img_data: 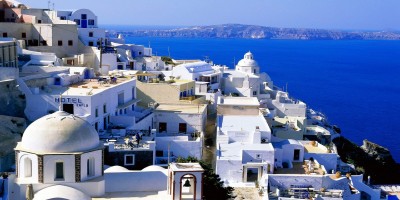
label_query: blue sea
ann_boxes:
[125,37,400,162]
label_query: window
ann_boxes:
[2,32,7,37]
[68,40,73,46]
[21,32,26,38]
[60,16,66,20]
[87,158,95,177]
[95,107,98,117]
[124,154,135,166]
[95,122,98,131]
[254,69,257,74]
[81,14,87,20]
[253,91,257,96]
[55,162,64,180]
[58,40,63,46]
[132,105,135,111]
[103,104,107,113]
[88,19,95,25]
[256,154,262,160]
[118,92,124,105]
[179,123,187,133]
[89,32,94,37]
[24,157,32,177]
[37,20,42,24]
[88,41,94,46]
[74,19,80,25]
[159,122,167,133]
[131,87,136,99]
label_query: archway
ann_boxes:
[180,173,196,200]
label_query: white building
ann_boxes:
[20,68,143,133]
[57,9,106,47]
[221,52,273,101]
[215,96,274,186]
[3,110,205,200]
[13,111,105,199]
[166,61,221,92]
[0,39,18,81]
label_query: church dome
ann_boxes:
[19,111,100,153]
[237,51,258,67]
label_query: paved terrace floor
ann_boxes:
[274,162,324,175]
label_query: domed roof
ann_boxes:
[34,185,91,200]
[142,165,166,172]
[237,51,258,67]
[19,111,100,153]
[105,165,130,173]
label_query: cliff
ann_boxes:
[118,24,400,40]
[333,137,400,184]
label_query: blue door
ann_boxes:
[81,20,87,28]
[84,69,90,79]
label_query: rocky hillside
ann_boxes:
[118,24,400,40]
[333,137,400,184]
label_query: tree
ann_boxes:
[175,156,235,200]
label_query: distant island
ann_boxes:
[115,24,400,40]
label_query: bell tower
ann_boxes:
[168,163,204,200]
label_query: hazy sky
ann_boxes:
[19,0,400,30]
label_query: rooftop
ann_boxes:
[218,115,270,133]
[170,163,204,172]
[218,142,274,160]
[273,162,325,175]
[38,76,135,96]
[155,104,207,114]
[218,97,259,106]
[303,143,329,154]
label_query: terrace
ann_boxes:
[274,160,327,175]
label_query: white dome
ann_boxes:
[142,165,166,172]
[237,51,258,67]
[105,165,130,173]
[19,111,100,153]
[34,185,91,200]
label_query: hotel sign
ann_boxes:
[55,97,88,107]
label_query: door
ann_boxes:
[84,69,90,79]
[81,20,87,28]
[294,149,300,161]
[63,104,74,114]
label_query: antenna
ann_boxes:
[58,93,63,111]
[168,46,170,57]
[48,1,50,10]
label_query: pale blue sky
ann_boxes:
[20,0,400,30]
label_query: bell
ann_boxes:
[183,179,191,187]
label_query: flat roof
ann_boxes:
[218,115,270,133]
[219,97,259,106]
[155,104,207,114]
[41,76,135,96]
[170,163,204,172]
[303,143,329,154]
[219,142,274,160]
